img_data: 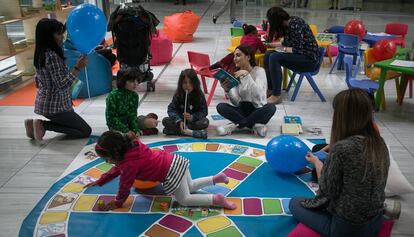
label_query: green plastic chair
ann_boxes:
[230,27,244,37]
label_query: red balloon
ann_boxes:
[372,40,397,61]
[344,19,366,40]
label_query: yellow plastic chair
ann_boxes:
[310,24,334,67]
[364,48,401,109]
[255,53,265,67]
[227,36,242,52]
[309,24,318,36]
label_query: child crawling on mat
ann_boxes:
[106,68,159,138]
[84,131,236,211]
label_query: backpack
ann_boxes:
[108,4,159,88]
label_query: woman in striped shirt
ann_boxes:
[85,131,237,211]
[24,18,91,141]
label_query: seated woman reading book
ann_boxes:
[216,44,276,138]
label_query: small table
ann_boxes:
[373,53,414,110]
[362,33,397,47]
[316,33,337,66]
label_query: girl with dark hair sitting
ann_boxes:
[24,18,91,141]
[106,68,159,139]
[162,69,209,139]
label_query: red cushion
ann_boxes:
[150,31,173,66]
[287,220,394,237]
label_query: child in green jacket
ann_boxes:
[106,68,158,138]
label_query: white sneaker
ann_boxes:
[252,124,267,137]
[216,123,237,136]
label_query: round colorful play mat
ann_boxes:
[19,138,320,237]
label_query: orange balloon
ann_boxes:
[372,40,396,61]
[133,180,160,189]
[344,20,366,40]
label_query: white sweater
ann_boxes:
[228,66,267,108]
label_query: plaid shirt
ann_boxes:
[34,49,76,115]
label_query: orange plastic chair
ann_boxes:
[187,51,221,106]
[385,23,408,48]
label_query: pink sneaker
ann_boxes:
[24,119,34,139]
[213,194,236,210]
[33,119,45,141]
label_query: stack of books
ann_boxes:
[281,116,303,136]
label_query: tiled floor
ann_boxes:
[0,1,414,236]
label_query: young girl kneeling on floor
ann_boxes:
[85,131,236,210]
[106,68,159,139]
[162,69,209,138]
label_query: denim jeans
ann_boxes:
[264,51,318,96]
[43,110,91,138]
[216,102,276,128]
[289,197,384,237]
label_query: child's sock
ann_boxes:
[213,173,229,184]
[213,194,236,209]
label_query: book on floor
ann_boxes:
[213,69,240,90]
[284,116,302,125]
[281,123,303,136]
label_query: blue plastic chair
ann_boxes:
[325,25,345,34]
[63,40,113,99]
[344,56,379,95]
[286,47,326,102]
[329,33,363,77]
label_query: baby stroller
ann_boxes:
[108,2,159,91]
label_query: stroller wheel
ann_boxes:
[147,81,155,92]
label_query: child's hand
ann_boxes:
[126,131,137,140]
[179,121,185,133]
[99,200,118,211]
[305,152,320,165]
[84,181,99,189]
[183,112,193,122]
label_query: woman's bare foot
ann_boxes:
[267,95,281,104]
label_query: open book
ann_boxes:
[213,69,240,90]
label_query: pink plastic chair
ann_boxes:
[187,51,220,106]
[385,23,408,48]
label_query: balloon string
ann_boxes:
[85,65,91,102]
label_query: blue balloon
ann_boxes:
[265,135,310,173]
[66,4,106,54]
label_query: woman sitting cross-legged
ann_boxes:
[216,44,276,137]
